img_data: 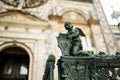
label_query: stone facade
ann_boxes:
[0,0,119,80]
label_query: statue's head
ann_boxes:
[48,54,56,62]
[64,22,73,31]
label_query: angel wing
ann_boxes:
[76,28,85,36]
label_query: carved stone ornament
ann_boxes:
[1,0,48,9]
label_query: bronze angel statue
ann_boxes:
[64,22,85,56]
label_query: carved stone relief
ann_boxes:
[1,0,48,9]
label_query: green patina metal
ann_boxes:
[57,53,120,80]
[43,55,56,80]
[43,22,120,80]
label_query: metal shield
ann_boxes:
[57,33,71,56]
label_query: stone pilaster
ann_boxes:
[93,0,117,53]
[89,20,107,53]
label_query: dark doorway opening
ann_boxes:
[0,46,29,80]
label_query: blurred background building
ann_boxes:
[0,0,119,80]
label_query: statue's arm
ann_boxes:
[68,29,79,38]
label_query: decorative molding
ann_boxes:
[1,0,49,9]
[0,11,47,21]
[0,11,49,29]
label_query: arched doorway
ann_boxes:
[0,46,29,80]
